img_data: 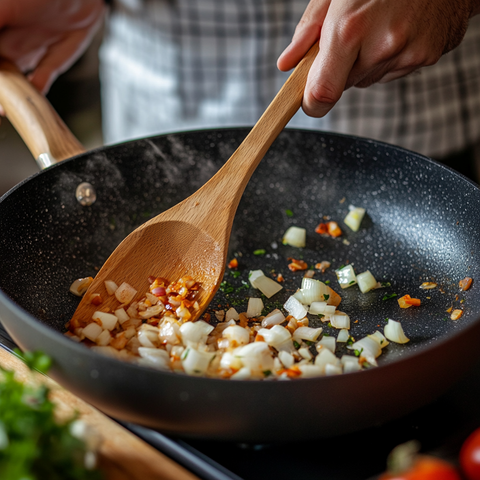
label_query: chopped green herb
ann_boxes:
[346,337,354,346]
[354,348,364,357]
[325,280,330,285]
[349,280,355,285]
[220,281,235,294]
[338,265,346,270]
[230,271,241,278]
[0,353,102,480]
[263,370,272,377]
[253,249,266,256]
[285,209,294,217]
[381,282,392,288]
[318,314,325,319]
[323,294,330,301]
[382,293,398,301]
[305,341,314,347]
[328,322,333,328]
[293,341,300,349]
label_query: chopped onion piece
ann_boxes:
[247,297,264,318]
[300,278,331,304]
[220,351,243,371]
[181,347,215,376]
[230,367,253,380]
[356,270,377,293]
[69,277,93,297]
[225,307,240,322]
[292,326,323,342]
[336,265,357,289]
[249,273,283,298]
[292,289,306,304]
[92,311,118,331]
[344,206,366,232]
[349,336,381,366]
[341,355,362,373]
[104,280,118,296]
[261,309,286,328]
[138,347,169,369]
[298,347,312,360]
[282,226,306,248]
[278,351,295,368]
[384,319,410,344]
[325,363,343,376]
[337,329,350,343]
[235,342,274,374]
[369,330,389,349]
[96,329,111,346]
[258,325,292,348]
[248,270,264,287]
[316,336,336,353]
[315,348,341,373]
[223,325,250,346]
[331,313,350,330]
[115,282,137,304]
[114,308,130,324]
[83,322,103,342]
[284,296,308,320]
[180,321,214,345]
[298,364,324,378]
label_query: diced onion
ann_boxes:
[96,329,111,346]
[356,270,377,293]
[336,265,357,289]
[300,278,331,305]
[179,321,214,345]
[223,325,250,346]
[344,206,366,232]
[225,307,240,322]
[298,347,312,360]
[284,295,308,320]
[282,226,306,248]
[83,322,103,342]
[341,355,362,373]
[298,364,324,378]
[258,325,292,349]
[337,329,350,343]
[348,336,381,366]
[316,336,336,353]
[292,326,323,342]
[115,282,137,304]
[181,347,215,376]
[235,342,274,374]
[92,311,118,331]
[69,277,93,297]
[247,297,264,318]
[104,280,118,296]
[315,348,341,373]
[248,270,265,287]
[278,351,295,368]
[384,319,410,344]
[114,308,130,324]
[331,313,350,329]
[261,309,286,328]
[249,272,283,298]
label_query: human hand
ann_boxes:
[278,0,480,118]
[0,0,105,96]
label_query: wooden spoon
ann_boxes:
[0,44,319,324]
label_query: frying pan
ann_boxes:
[1,65,480,443]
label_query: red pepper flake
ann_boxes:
[228,258,238,269]
[398,294,421,308]
[327,221,342,237]
[315,223,328,235]
[459,277,473,291]
[287,258,308,271]
[89,293,103,306]
[277,273,284,282]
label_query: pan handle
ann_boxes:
[0,60,86,169]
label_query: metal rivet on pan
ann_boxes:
[76,182,97,206]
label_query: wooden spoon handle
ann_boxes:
[200,42,320,208]
[0,60,85,168]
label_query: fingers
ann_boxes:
[277,0,330,72]
[29,24,101,94]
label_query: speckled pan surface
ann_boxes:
[0,128,479,441]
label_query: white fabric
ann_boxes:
[100,0,480,159]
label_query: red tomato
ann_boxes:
[460,428,480,480]
[379,455,461,480]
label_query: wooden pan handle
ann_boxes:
[0,60,86,168]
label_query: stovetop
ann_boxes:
[1,323,478,480]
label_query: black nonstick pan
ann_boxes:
[1,63,480,443]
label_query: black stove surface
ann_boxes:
[1,322,478,480]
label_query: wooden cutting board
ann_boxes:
[0,348,199,480]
